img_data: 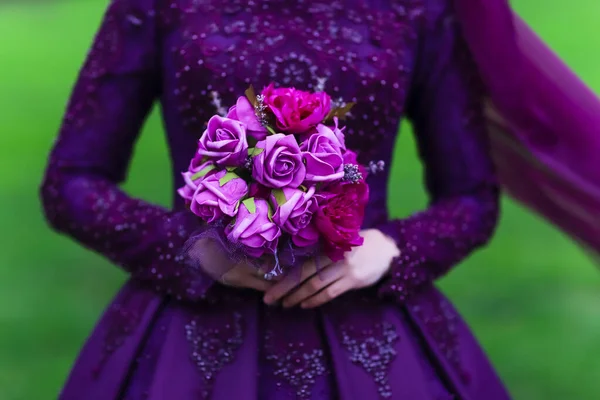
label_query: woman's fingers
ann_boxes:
[220,263,274,291]
[300,278,352,309]
[242,276,274,291]
[281,263,344,308]
[263,256,331,305]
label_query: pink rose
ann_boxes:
[226,198,281,258]
[227,96,268,140]
[189,170,249,223]
[270,186,320,247]
[177,162,216,206]
[301,124,345,183]
[197,115,248,167]
[314,180,369,261]
[252,133,306,189]
[261,84,331,134]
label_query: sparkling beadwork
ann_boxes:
[411,300,471,384]
[368,160,386,175]
[264,330,328,400]
[340,322,399,398]
[170,0,423,162]
[185,312,244,399]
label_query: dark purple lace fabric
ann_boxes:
[42,0,509,399]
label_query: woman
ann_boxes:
[40,0,600,399]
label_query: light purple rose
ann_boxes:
[270,186,320,247]
[252,133,306,189]
[189,169,249,223]
[300,124,345,183]
[197,115,248,167]
[225,198,281,258]
[227,96,268,140]
[177,162,216,206]
[330,117,347,151]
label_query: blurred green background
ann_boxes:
[1,1,600,399]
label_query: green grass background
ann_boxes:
[1,1,599,399]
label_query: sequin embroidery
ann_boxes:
[185,312,244,399]
[340,322,399,398]
[264,329,328,400]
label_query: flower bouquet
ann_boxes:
[178,84,374,279]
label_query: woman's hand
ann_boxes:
[189,237,274,292]
[263,229,400,308]
[218,262,274,291]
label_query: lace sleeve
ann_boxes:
[40,0,213,302]
[377,4,500,303]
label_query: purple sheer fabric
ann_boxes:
[455,0,600,256]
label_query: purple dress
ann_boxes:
[40,0,511,399]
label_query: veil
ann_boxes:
[455,0,600,256]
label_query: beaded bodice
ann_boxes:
[159,0,424,219]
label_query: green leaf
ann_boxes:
[225,166,238,172]
[267,203,274,220]
[242,198,256,213]
[248,147,264,156]
[272,189,288,206]
[219,172,239,186]
[299,185,308,192]
[190,165,216,180]
[325,102,356,122]
[245,85,257,106]
[266,125,277,135]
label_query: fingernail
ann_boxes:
[263,295,272,304]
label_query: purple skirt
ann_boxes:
[59,280,511,400]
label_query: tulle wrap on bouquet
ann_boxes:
[180,221,321,281]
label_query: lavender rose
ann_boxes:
[301,124,345,183]
[330,117,347,151]
[226,198,281,258]
[270,186,320,247]
[227,96,268,140]
[189,169,249,223]
[177,162,216,206]
[252,133,306,188]
[197,115,248,167]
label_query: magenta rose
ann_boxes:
[248,182,272,199]
[301,124,345,183]
[189,170,249,223]
[252,133,306,188]
[197,115,248,167]
[177,162,216,206]
[270,186,320,247]
[314,180,369,261]
[225,198,281,258]
[227,96,268,140]
[342,149,358,165]
[261,84,331,134]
